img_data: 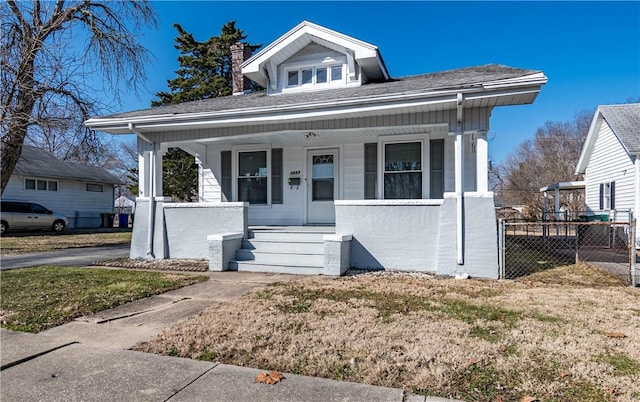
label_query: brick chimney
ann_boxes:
[231,42,252,95]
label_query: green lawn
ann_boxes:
[0,266,207,333]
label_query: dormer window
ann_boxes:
[286,64,343,89]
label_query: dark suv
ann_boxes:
[0,201,67,234]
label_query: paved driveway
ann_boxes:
[0,244,130,270]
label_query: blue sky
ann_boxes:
[111,1,639,164]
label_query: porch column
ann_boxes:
[476,133,489,194]
[138,151,151,197]
[454,93,465,265]
[152,149,165,197]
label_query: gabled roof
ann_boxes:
[575,103,640,174]
[11,145,122,184]
[242,20,389,88]
[86,64,546,134]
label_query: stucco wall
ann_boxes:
[335,200,443,271]
[130,199,247,259]
[335,195,499,279]
[436,193,499,279]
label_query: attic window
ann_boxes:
[286,65,343,88]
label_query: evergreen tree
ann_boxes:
[153,21,261,106]
[152,21,261,201]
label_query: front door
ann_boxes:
[307,149,339,224]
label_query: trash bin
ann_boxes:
[118,213,129,228]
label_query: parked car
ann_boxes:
[0,201,67,234]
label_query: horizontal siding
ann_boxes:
[3,175,115,227]
[145,108,492,144]
[585,122,635,214]
[196,129,481,224]
[343,143,363,199]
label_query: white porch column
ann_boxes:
[152,149,165,197]
[476,133,489,194]
[454,93,465,265]
[138,151,151,197]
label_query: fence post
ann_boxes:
[575,222,580,264]
[498,219,505,279]
[631,218,637,287]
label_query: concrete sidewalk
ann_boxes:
[0,271,458,402]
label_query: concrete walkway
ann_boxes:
[0,271,458,402]
[0,244,130,270]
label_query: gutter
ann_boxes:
[85,79,546,133]
[129,123,155,259]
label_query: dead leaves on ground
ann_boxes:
[255,370,285,385]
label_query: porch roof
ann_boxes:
[86,64,546,135]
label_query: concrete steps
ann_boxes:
[229,228,331,274]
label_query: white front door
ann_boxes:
[307,149,339,224]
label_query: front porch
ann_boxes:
[130,195,499,278]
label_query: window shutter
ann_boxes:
[610,181,615,210]
[599,183,604,210]
[271,148,283,204]
[221,151,232,201]
[364,143,377,199]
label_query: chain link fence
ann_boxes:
[498,220,638,286]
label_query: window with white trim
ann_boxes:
[286,64,343,88]
[599,181,615,210]
[383,141,422,199]
[237,151,268,204]
[25,178,58,191]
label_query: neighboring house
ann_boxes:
[115,195,136,214]
[2,145,122,228]
[575,103,640,225]
[85,21,547,278]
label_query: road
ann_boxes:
[0,244,130,270]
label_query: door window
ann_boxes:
[311,154,334,201]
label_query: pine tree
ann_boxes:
[152,21,261,106]
[152,21,261,201]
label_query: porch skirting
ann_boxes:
[129,194,499,279]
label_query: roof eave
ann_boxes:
[85,79,544,135]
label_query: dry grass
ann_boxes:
[134,264,640,401]
[0,232,131,255]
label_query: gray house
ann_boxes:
[85,21,547,278]
[575,103,640,227]
[2,145,122,228]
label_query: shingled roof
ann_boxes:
[599,104,640,154]
[101,64,542,120]
[12,146,122,184]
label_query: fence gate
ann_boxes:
[498,220,637,286]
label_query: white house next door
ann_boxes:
[307,149,339,224]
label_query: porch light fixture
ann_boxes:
[305,131,318,139]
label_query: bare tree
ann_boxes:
[0,0,157,194]
[496,110,593,219]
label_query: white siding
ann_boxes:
[343,143,363,199]
[584,121,636,218]
[144,108,492,144]
[199,147,223,202]
[3,175,115,228]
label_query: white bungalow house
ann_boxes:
[575,103,640,227]
[85,21,547,278]
[2,145,122,228]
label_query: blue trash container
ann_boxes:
[118,213,129,228]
